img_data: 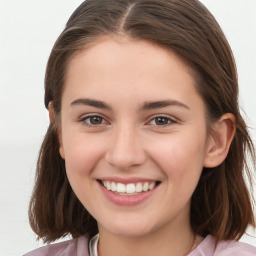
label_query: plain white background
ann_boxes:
[0,0,255,255]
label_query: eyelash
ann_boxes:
[79,114,177,128]
[147,115,177,126]
[79,114,109,127]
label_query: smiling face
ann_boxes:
[58,37,211,239]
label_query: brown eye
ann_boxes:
[81,115,107,126]
[89,116,103,125]
[148,115,176,126]
[155,117,169,125]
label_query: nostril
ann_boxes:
[105,151,147,169]
[104,136,146,169]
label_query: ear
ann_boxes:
[48,101,65,159]
[204,113,236,168]
[48,101,55,124]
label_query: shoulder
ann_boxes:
[23,236,89,256]
[214,237,256,256]
[192,235,256,256]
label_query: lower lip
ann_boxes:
[98,182,158,206]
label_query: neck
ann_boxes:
[98,217,196,256]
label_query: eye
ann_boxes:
[148,115,176,126]
[80,115,108,126]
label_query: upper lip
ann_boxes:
[98,177,160,184]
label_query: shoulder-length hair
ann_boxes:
[29,0,255,243]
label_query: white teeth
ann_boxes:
[142,183,149,191]
[126,184,136,194]
[102,180,157,194]
[149,182,156,190]
[116,183,126,193]
[106,181,111,190]
[135,183,143,192]
[111,182,116,192]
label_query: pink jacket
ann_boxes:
[24,234,255,256]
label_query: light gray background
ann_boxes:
[0,0,255,255]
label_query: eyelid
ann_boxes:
[146,114,178,126]
[77,113,178,127]
[79,113,110,127]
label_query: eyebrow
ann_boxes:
[71,98,111,110]
[70,98,189,111]
[140,100,189,111]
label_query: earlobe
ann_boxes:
[59,144,65,159]
[48,101,65,159]
[58,126,65,159]
[48,101,55,124]
[204,113,236,168]
[57,126,65,160]
[57,125,65,160]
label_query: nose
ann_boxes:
[104,125,146,169]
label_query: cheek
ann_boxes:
[62,135,106,209]
[62,133,105,179]
[148,131,207,180]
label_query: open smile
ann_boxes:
[100,180,159,195]
[97,179,161,206]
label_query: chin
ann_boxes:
[99,215,156,238]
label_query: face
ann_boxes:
[58,37,211,238]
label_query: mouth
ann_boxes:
[98,180,161,196]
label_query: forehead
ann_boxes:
[66,37,195,84]
[63,37,203,111]
[67,36,193,73]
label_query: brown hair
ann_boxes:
[29,0,255,243]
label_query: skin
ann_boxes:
[54,37,235,256]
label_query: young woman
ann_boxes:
[25,0,256,255]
